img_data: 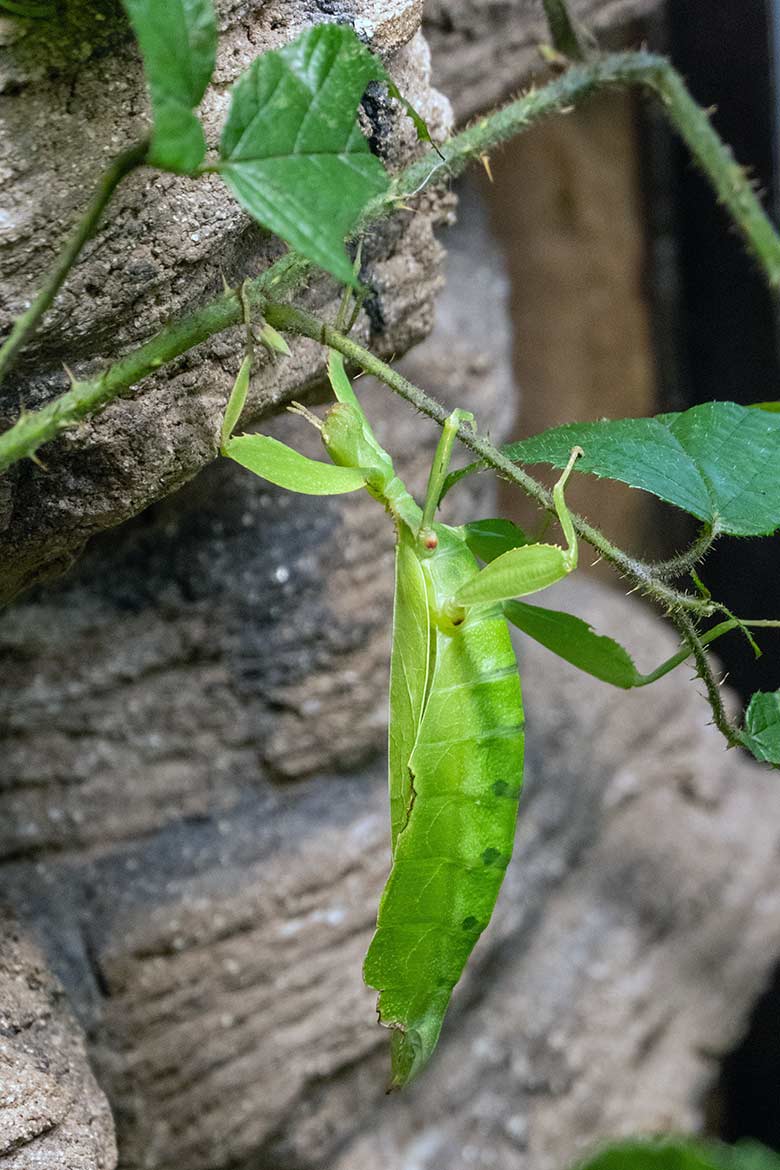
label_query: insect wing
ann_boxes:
[387,524,431,847]
[365,531,525,1087]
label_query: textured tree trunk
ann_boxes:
[7,5,779,1170]
[0,909,116,1169]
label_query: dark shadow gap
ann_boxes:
[705,962,780,1149]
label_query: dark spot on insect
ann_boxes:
[461,915,478,931]
[492,780,510,797]
[451,614,464,626]
[481,847,502,866]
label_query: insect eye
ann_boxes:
[417,526,438,553]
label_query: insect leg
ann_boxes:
[418,409,476,550]
[553,444,584,572]
[451,445,584,608]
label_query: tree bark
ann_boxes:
[0,908,116,1170]
[0,0,452,602]
[8,7,778,1170]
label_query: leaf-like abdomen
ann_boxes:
[387,526,430,846]
[364,538,524,1087]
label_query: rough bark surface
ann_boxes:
[0,908,116,1170]
[3,183,780,1170]
[0,0,452,603]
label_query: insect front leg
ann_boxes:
[417,409,476,552]
[450,446,583,609]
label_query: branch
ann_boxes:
[0,140,149,386]
[541,0,589,61]
[2,51,780,472]
[671,609,741,746]
[390,51,780,286]
[643,523,718,580]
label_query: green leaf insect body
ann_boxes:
[223,355,580,1087]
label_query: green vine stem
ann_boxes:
[632,618,780,687]
[387,50,780,284]
[650,524,718,580]
[0,139,149,386]
[673,609,738,745]
[2,51,780,471]
[541,0,589,61]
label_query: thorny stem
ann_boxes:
[0,140,149,386]
[634,618,780,688]
[387,51,780,285]
[262,301,758,745]
[651,523,718,580]
[2,51,780,469]
[672,609,742,746]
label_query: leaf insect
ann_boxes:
[222,349,582,1087]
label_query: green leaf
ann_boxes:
[122,0,217,173]
[739,688,780,766]
[512,402,780,536]
[504,600,642,688]
[447,402,780,537]
[504,607,775,695]
[574,1139,780,1170]
[463,518,530,563]
[220,355,252,451]
[728,1146,780,1170]
[751,401,780,412]
[219,24,389,285]
[224,433,369,494]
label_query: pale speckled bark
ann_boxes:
[0,908,116,1170]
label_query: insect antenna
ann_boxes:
[287,401,323,432]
